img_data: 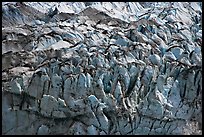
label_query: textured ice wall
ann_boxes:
[2,2,202,135]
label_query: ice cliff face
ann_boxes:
[2,2,202,135]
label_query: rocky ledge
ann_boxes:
[2,2,202,135]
